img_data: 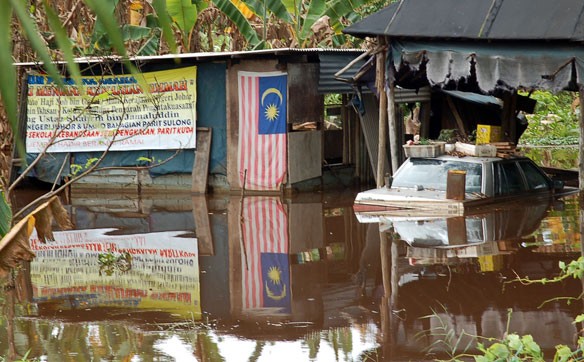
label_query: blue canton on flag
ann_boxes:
[261,252,291,313]
[258,75,287,135]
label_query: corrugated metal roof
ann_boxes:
[14,48,366,66]
[15,48,368,95]
[318,53,368,94]
[344,0,584,41]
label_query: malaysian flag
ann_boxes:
[237,71,287,191]
[241,196,291,314]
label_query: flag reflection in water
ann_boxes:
[241,197,291,314]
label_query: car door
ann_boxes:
[494,160,526,196]
[517,159,552,191]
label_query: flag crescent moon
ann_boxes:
[261,88,283,106]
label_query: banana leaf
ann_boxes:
[298,0,326,44]
[245,0,293,23]
[0,191,11,238]
[212,0,263,49]
[325,0,366,34]
[153,0,178,53]
[166,0,198,40]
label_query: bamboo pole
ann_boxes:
[376,39,388,188]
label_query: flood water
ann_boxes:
[1,187,583,361]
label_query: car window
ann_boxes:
[392,159,482,193]
[518,160,551,191]
[495,162,526,195]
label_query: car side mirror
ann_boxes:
[552,179,565,191]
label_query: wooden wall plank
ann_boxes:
[192,127,212,194]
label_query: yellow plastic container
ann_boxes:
[476,124,502,144]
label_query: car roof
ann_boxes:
[410,154,529,164]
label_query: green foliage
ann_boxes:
[437,129,458,143]
[211,0,371,49]
[519,91,579,145]
[212,0,264,49]
[167,0,198,47]
[558,256,584,280]
[324,0,367,34]
[0,191,12,237]
[418,305,475,359]
[153,0,179,53]
[0,349,36,362]
[522,147,579,171]
[325,94,342,106]
[98,250,132,276]
[475,334,544,362]
[472,333,584,362]
[246,0,293,24]
[299,0,327,41]
[43,0,84,90]
[418,255,584,362]
[136,156,153,163]
[70,157,99,176]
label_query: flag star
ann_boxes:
[265,103,279,121]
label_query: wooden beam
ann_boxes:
[387,79,399,174]
[446,96,468,138]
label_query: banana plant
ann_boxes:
[166,0,203,50]
[212,0,367,49]
[0,191,11,237]
[212,0,264,49]
[86,0,171,56]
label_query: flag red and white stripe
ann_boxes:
[241,196,289,311]
[237,71,287,191]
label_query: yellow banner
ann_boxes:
[26,66,197,153]
[29,228,201,318]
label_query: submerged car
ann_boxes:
[354,154,570,217]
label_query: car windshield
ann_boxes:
[392,159,483,193]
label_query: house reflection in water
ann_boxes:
[23,191,360,334]
[226,195,333,330]
[364,195,584,358]
[4,190,582,360]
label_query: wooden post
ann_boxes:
[376,39,388,188]
[342,94,349,165]
[380,229,390,298]
[379,228,391,352]
[419,101,431,139]
[509,92,518,142]
[579,86,584,190]
[192,128,212,194]
[390,233,399,308]
[387,78,399,174]
[380,225,398,357]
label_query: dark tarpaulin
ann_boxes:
[344,0,584,92]
[25,153,70,184]
[442,90,502,108]
[392,41,584,92]
[344,0,584,41]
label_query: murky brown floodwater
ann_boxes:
[1,187,583,361]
